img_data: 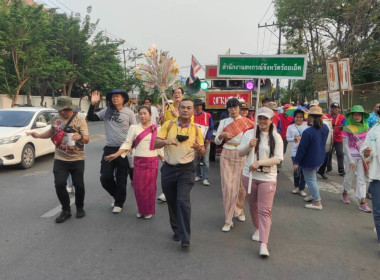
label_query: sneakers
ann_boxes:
[136,213,142,218]
[299,190,307,197]
[341,193,350,204]
[358,203,372,213]
[195,176,202,182]
[317,172,328,179]
[172,234,180,241]
[76,208,85,218]
[112,206,122,214]
[222,223,233,232]
[55,211,72,223]
[144,214,153,219]
[202,179,210,186]
[292,187,299,194]
[259,243,269,257]
[304,195,313,202]
[339,172,346,176]
[157,193,166,202]
[251,229,260,242]
[305,203,323,210]
[181,241,191,248]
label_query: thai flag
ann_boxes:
[189,55,202,84]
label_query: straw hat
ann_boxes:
[308,106,323,115]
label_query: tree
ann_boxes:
[0,0,50,106]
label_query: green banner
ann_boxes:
[217,55,307,79]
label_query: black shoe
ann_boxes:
[181,241,190,248]
[339,172,346,176]
[317,172,328,180]
[55,211,71,223]
[76,208,86,219]
[173,234,180,241]
[326,169,332,174]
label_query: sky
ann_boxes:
[35,0,278,78]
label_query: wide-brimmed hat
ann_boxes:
[309,106,323,116]
[106,89,129,104]
[52,96,77,111]
[257,107,274,119]
[345,105,369,119]
[194,99,204,106]
[267,102,278,111]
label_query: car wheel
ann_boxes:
[20,144,35,169]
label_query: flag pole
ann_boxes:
[248,80,261,194]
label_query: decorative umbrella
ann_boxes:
[137,44,179,114]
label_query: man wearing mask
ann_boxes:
[87,89,136,214]
[325,102,346,175]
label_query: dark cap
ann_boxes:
[248,106,255,111]
[330,102,340,108]
[240,102,249,109]
[194,99,204,106]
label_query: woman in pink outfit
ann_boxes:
[105,106,164,219]
[238,107,283,257]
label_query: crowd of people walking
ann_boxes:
[27,89,380,258]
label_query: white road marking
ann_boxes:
[22,171,50,177]
[41,197,75,218]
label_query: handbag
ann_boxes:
[51,113,77,147]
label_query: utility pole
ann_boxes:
[258,22,281,101]
[122,48,137,92]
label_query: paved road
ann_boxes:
[0,122,379,280]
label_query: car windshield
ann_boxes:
[0,111,35,127]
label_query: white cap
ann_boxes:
[257,107,274,119]
[310,100,319,107]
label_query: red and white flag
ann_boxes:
[189,55,202,84]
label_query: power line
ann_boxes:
[258,1,273,24]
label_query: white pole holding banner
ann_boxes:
[247,80,261,194]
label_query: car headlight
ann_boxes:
[0,135,21,145]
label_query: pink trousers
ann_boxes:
[242,176,276,244]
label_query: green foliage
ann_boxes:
[0,1,133,105]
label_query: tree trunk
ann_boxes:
[11,78,29,107]
[39,81,49,107]
[67,79,76,97]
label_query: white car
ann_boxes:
[0,107,58,169]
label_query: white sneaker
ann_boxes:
[111,199,115,207]
[144,214,153,219]
[251,229,260,242]
[136,213,142,218]
[304,195,313,202]
[260,244,270,257]
[305,203,323,210]
[157,193,166,202]
[202,179,210,186]
[299,190,307,197]
[222,223,233,232]
[112,206,122,214]
[195,176,202,182]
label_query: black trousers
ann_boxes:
[161,161,195,242]
[100,146,129,208]
[318,153,329,175]
[327,141,344,173]
[53,159,85,212]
